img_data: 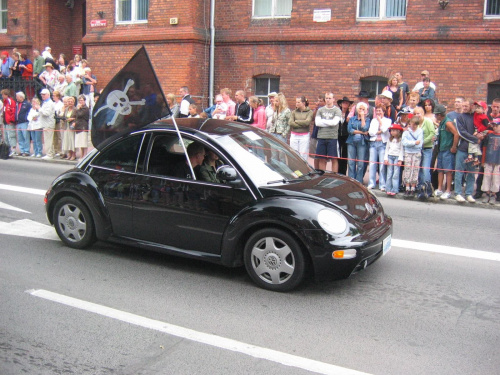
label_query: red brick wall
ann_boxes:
[1,0,499,108]
[86,42,209,106]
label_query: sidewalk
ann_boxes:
[370,187,500,210]
[9,153,79,165]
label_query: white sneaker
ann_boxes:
[36,154,42,158]
[455,194,466,203]
[434,189,443,197]
[42,155,53,160]
[367,185,375,190]
[466,195,476,203]
[440,192,450,200]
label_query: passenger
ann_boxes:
[172,142,205,179]
[187,103,200,118]
[196,149,223,183]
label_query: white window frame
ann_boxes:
[356,0,407,21]
[254,75,280,106]
[252,0,293,19]
[1,0,7,33]
[484,0,500,18]
[116,0,149,25]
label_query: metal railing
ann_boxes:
[0,77,45,100]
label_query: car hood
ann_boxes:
[258,173,378,221]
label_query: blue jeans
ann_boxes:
[31,130,43,156]
[418,148,433,186]
[386,155,400,194]
[454,149,476,196]
[3,124,16,148]
[17,122,30,154]
[369,141,386,188]
[347,140,367,183]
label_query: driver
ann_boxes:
[172,142,205,179]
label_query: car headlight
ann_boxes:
[317,209,348,235]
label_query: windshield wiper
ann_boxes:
[307,169,324,176]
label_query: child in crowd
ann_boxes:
[401,116,423,197]
[212,95,228,119]
[466,101,490,165]
[395,108,413,129]
[384,124,404,196]
[480,118,500,204]
[187,103,200,118]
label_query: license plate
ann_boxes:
[383,235,392,255]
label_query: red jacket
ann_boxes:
[3,97,16,124]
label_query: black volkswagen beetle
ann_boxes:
[45,118,392,292]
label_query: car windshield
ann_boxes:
[215,129,315,186]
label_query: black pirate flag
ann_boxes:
[91,46,169,148]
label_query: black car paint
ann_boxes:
[46,119,392,282]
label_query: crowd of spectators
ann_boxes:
[2,53,500,205]
[176,71,500,205]
[1,46,96,160]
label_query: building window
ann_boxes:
[255,76,280,106]
[253,0,292,18]
[357,0,406,20]
[1,0,7,32]
[487,80,500,104]
[485,0,500,17]
[360,76,387,106]
[116,0,149,23]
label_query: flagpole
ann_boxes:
[170,117,197,180]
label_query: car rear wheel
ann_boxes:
[53,197,96,249]
[244,228,305,292]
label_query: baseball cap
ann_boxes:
[268,92,278,97]
[40,88,50,95]
[473,101,487,112]
[421,70,430,75]
[433,104,447,115]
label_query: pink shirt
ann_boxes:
[252,106,266,129]
[225,100,236,117]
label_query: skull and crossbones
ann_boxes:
[94,79,146,126]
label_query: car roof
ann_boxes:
[95,118,256,150]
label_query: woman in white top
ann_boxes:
[367,105,392,191]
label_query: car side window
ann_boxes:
[92,134,145,172]
[147,134,189,177]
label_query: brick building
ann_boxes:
[1,0,499,108]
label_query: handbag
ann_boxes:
[0,142,10,160]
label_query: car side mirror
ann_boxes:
[216,165,237,181]
[216,166,241,185]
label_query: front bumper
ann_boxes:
[308,215,393,281]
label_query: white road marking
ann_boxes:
[0,184,46,196]
[0,201,31,213]
[392,239,500,262]
[27,289,371,375]
[0,219,58,241]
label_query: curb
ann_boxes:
[371,189,500,210]
[9,155,78,165]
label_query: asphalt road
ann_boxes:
[1,159,499,375]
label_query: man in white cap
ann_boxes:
[42,46,53,60]
[380,90,397,123]
[39,89,56,160]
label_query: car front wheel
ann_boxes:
[53,197,96,249]
[244,228,305,292]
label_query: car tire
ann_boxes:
[244,228,305,292]
[53,197,96,249]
